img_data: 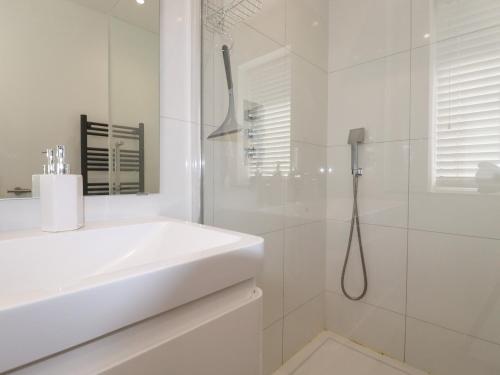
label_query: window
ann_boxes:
[433,9,500,191]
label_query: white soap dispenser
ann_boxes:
[39,145,84,232]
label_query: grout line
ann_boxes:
[326,218,408,231]
[329,23,500,75]
[160,114,198,126]
[406,315,500,349]
[325,290,404,317]
[403,0,414,361]
[291,139,329,149]
[327,209,500,243]
[408,227,500,242]
[328,48,412,74]
[281,228,286,365]
[241,20,330,75]
[283,292,324,319]
[327,138,412,148]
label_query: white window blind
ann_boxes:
[433,23,500,190]
[241,52,291,177]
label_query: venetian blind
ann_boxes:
[433,9,500,189]
[243,53,291,177]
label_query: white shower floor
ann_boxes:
[274,332,427,375]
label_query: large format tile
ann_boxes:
[285,142,326,227]
[160,0,192,122]
[325,220,407,314]
[327,142,409,228]
[283,294,324,361]
[412,0,500,48]
[159,118,194,220]
[329,0,410,71]
[328,52,410,145]
[212,138,286,234]
[291,55,328,146]
[286,0,329,70]
[406,318,500,375]
[245,0,286,45]
[263,319,283,375]
[202,125,216,224]
[325,292,405,360]
[407,230,500,345]
[284,222,325,314]
[409,45,431,140]
[258,230,285,328]
[409,139,500,239]
[202,29,215,127]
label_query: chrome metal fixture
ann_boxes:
[341,127,367,301]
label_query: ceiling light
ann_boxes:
[136,0,145,5]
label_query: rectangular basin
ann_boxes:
[0,218,263,372]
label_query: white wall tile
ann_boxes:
[328,52,410,145]
[263,319,284,375]
[283,294,324,361]
[212,135,285,235]
[407,230,500,345]
[412,0,500,48]
[202,126,216,225]
[159,118,194,220]
[160,0,192,122]
[327,142,409,228]
[286,142,326,227]
[326,220,407,314]
[245,0,286,45]
[258,230,285,328]
[291,55,328,146]
[286,0,329,70]
[406,318,500,375]
[329,0,410,71]
[202,29,215,127]
[325,291,405,360]
[409,45,431,140]
[409,139,500,239]
[284,222,325,313]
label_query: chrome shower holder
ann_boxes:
[204,0,264,37]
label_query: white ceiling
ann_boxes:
[68,0,159,34]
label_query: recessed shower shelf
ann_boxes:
[204,0,264,35]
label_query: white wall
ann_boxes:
[0,0,109,197]
[0,0,160,198]
[110,17,160,193]
[326,1,500,375]
[202,1,329,373]
[0,0,200,230]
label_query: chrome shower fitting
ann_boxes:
[340,127,367,301]
[347,128,365,176]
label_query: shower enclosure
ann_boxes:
[200,1,500,374]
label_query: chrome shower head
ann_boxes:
[347,128,365,176]
[347,128,365,145]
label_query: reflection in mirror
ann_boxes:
[0,0,160,199]
[238,49,291,178]
[430,2,500,194]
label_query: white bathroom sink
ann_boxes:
[0,218,263,372]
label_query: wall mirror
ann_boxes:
[0,0,160,198]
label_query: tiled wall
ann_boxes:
[202,1,329,373]
[326,1,500,375]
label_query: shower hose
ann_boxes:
[340,174,368,301]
